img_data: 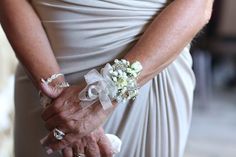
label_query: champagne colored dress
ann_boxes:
[14,0,195,156]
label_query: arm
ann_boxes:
[0,1,114,156]
[124,0,214,86]
[40,0,214,154]
[0,0,64,93]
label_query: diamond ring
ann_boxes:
[53,128,65,140]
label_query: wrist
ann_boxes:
[38,73,69,97]
[48,75,66,88]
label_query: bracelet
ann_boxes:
[78,59,143,110]
[55,82,70,88]
[39,73,68,96]
[41,73,64,85]
[39,73,70,108]
[39,81,70,108]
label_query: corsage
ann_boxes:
[78,59,143,110]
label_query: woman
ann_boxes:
[0,0,213,157]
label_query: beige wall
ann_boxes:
[0,26,18,89]
[0,26,16,157]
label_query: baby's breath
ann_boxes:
[108,59,143,102]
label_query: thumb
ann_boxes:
[40,79,64,98]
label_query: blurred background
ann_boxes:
[0,0,235,156]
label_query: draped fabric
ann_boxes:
[14,0,195,156]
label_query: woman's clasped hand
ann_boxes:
[39,80,118,157]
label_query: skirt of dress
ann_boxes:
[14,0,196,157]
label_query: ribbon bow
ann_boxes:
[78,63,117,110]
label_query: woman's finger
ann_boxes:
[41,99,64,121]
[72,139,86,157]
[41,93,81,122]
[40,129,73,155]
[97,134,114,157]
[40,80,64,99]
[44,106,89,132]
[44,113,76,131]
[84,134,101,157]
[45,106,91,134]
[62,147,73,157]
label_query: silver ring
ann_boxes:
[53,128,65,140]
[74,153,85,157]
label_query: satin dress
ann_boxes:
[14,0,195,157]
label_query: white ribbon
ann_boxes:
[78,64,122,154]
[78,63,118,110]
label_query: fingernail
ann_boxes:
[46,148,53,154]
[40,139,44,145]
[40,136,47,145]
[41,78,46,83]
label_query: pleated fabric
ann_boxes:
[14,0,195,157]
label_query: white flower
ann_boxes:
[121,59,127,64]
[128,90,138,99]
[126,68,132,73]
[117,78,127,87]
[117,69,123,76]
[111,71,118,76]
[131,61,143,72]
[114,59,119,64]
[121,73,128,79]
[120,87,127,94]
[109,59,142,102]
[112,76,118,82]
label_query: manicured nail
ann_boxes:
[46,148,53,154]
[40,139,44,145]
[40,136,47,145]
[41,78,46,84]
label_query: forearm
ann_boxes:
[0,0,63,90]
[124,0,214,86]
